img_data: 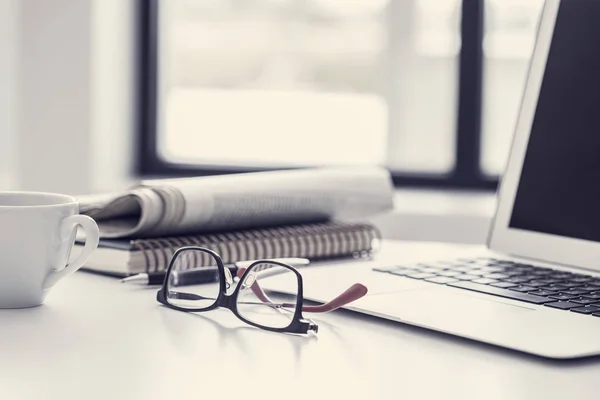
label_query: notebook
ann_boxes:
[76,221,381,276]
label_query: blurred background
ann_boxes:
[0,0,545,243]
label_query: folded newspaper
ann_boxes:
[78,167,394,239]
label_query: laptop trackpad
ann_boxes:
[356,287,535,328]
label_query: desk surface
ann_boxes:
[1,241,599,400]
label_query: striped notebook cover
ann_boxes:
[78,221,381,276]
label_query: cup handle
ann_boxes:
[43,215,100,290]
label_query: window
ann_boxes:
[481,0,544,175]
[139,0,543,189]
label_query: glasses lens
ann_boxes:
[166,249,221,310]
[236,262,299,329]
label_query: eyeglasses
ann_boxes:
[156,246,368,334]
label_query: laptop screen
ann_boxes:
[509,0,600,242]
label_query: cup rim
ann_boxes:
[0,191,78,208]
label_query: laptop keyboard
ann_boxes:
[373,258,600,317]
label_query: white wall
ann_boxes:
[0,0,17,190]
[12,0,136,195]
[90,0,137,194]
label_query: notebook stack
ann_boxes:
[80,221,381,276]
[75,167,394,276]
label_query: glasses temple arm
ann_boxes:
[237,268,368,313]
[299,283,367,313]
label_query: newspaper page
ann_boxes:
[78,167,394,238]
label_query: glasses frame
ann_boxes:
[156,246,318,334]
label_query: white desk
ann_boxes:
[1,241,599,400]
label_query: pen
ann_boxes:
[120,258,310,286]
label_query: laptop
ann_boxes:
[267,0,600,359]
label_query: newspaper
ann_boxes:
[78,167,394,239]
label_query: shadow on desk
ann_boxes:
[156,306,320,368]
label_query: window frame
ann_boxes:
[137,0,498,190]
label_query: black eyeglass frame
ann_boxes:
[156,246,318,334]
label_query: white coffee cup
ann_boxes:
[0,192,100,308]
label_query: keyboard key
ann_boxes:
[551,273,573,279]
[559,282,585,289]
[464,269,484,276]
[477,267,506,273]
[454,274,480,281]
[452,266,476,273]
[513,263,535,270]
[519,275,541,281]
[582,293,600,300]
[504,277,532,284]
[570,276,593,283]
[490,282,518,289]
[507,264,532,271]
[484,273,510,280]
[571,298,599,305]
[488,266,510,271]
[510,285,536,292]
[507,270,530,276]
[545,301,578,310]
[447,281,553,304]
[571,306,600,314]
[536,279,563,285]
[417,267,443,274]
[540,284,569,291]
[528,289,557,296]
[405,272,438,280]
[531,270,553,276]
[550,294,578,301]
[583,285,600,292]
[494,260,515,266]
[472,278,498,285]
[509,269,533,276]
[436,270,461,277]
[527,281,549,288]
[425,276,459,284]
[564,289,592,295]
